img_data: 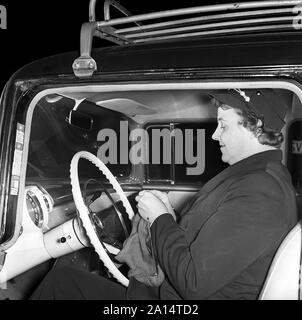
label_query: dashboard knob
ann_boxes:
[60,237,66,243]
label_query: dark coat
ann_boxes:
[127,150,298,300]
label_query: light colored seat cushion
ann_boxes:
[259,221,302,300]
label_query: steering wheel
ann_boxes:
[70,151,134,287]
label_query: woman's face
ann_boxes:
[212,107,253,165]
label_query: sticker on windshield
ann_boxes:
[292,140,302,154]
[10,123,25,195]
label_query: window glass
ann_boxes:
[26,97,131,181]
[145,121,227,185]
[146,124,171,181]
[174,122,227,183]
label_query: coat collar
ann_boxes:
[201,150,283,194]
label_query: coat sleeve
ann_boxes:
[150,173,288,299]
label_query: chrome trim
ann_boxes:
[124,16,294,39]
[75,1,301,77]
[115,8,293,34]
[132,24,294,43]
[95,1,301,27]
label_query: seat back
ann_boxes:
[259,221,302,300]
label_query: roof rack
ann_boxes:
[73,0,302,77]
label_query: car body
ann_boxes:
[0,0,301,299]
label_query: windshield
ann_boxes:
[26,95,131,182]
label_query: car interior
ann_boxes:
[0,82,301,299]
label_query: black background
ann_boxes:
[0,0,235,92]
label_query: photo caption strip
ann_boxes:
[102,303,199,317]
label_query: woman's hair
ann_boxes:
[211,97,284,148]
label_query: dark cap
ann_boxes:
[208,89,288,131]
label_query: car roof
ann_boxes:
[11,31,302,81]
[11,0,302,81]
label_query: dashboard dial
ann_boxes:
[25,186,54,229]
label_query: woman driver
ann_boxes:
[31,89,298,300]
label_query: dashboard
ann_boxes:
[25,184,77,232]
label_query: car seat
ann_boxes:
[259,221,302,300]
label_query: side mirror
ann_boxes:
[68,110,93,131]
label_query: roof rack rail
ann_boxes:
[73,0,301,77]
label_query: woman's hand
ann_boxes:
[148,190,176,220]
[135,190,175,224]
